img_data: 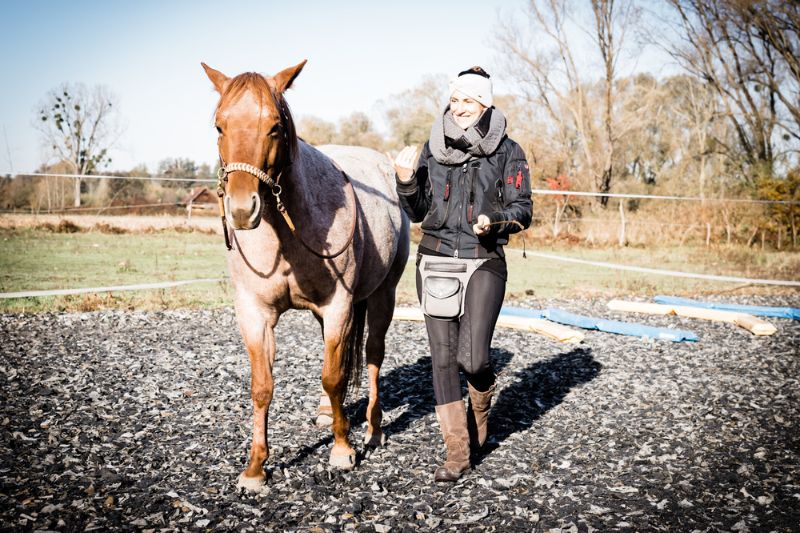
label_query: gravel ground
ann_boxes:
[1,295,798,532]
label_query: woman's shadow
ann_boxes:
[351,345,601,450]
[285,345,600,467]
[473,346,602,464]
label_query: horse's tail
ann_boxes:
[342,300,368,402]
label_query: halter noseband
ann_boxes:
[216,156,358,260]
[216,158,288,250]
[219,161,277,188]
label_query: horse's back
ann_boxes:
[315,144,397,197]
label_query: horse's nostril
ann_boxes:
[249,193,261,225]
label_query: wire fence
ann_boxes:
[3,170,797,204]
[0,169,800,298]
[3,169,799,252]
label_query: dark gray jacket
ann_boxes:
[396,137,532,258]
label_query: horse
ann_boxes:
[201,60,410,490]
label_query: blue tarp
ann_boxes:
[500,306,699,342]
[499,307,545,319]
[653,295,800,321]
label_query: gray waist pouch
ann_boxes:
[419,255,488,319]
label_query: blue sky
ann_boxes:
[0,0,673,174]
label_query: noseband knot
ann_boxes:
[220,162,276,187]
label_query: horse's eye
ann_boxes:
[269,124,279,137]
[215,126,223,135]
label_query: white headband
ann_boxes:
[449,73,493,108]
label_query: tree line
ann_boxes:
[9,0,798,245]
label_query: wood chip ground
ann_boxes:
[1,296,798,531]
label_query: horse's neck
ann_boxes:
[280,142,336,228]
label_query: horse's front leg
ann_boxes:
[321,303,359,470]
[236,302,278,491]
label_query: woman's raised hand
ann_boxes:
[388,146,419,183]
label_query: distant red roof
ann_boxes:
[184,187,217,205]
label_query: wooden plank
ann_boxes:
[608,300,777,336]
[670,305,743,323]
[392,307,584,343]
[733,314,778,336]
[497,315,584,343]
[392,307,424,322]
[607,300,674,315]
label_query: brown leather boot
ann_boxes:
[434,401,471,482]
[467,382,495,449]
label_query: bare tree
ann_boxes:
[663,0,800,182]
[494,0,637,206]
[593,0,635,205]
[731,1,800,143]
[297,115,337,146]
[382,74,448,150]
[336,112,385,151]
[35,83,122,206]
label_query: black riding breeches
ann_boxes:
[416,259,506,405]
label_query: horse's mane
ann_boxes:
[217,72,298,162]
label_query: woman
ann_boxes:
[392,66,532,482]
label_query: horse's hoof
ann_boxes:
[315,413,333,428]
[236,472,266,492]
[329,449,356,470]
[363,431,387,447]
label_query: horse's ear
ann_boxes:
[273,60,307,93]
[201,62,229,93]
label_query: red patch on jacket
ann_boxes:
[515,170,523,189]
[507,175,514,185]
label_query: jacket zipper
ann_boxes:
[454,163,469,257]
[440,169,453,232]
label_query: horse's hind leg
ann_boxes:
[235,300,279,491]
[364,236,409,447]
[312,313,335,428]
[321,299,364,470]
[362,283,397,447]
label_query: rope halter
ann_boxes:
[220,162,276,188]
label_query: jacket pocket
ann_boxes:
[420,169,452,231]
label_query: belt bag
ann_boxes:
[419,255,488,319]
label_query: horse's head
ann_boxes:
[202,60,305,230]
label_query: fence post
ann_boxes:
[705,222,711,247]
[618,199,626,246]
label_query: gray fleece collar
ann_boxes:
[429,106,507,165]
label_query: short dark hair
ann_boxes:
[457,66,490,79]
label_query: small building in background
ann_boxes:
[183,187,217,219]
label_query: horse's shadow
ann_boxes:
[281,346,600,468]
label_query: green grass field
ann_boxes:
[1,227,797,312]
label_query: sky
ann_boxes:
[0,0,675,175]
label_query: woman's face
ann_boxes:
[450,91,486,129]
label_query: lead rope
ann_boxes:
[484,220,527,258]
[216,167,232,250]
[278,170,358,259]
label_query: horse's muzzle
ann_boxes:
[225,192,262,230]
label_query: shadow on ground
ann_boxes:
[476,347,602,463]
[280,346,600,468]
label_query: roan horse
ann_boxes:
[202,60,409,490]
